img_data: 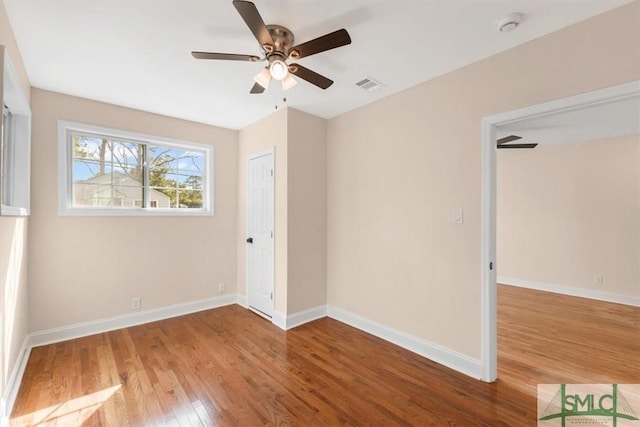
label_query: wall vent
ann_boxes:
[355,76,383,92]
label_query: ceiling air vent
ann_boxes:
[355,76,383,92]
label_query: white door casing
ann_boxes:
[247,148,275,318]
[479,80,640,382]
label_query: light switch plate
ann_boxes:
[452,208,463,224]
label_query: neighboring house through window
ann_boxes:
[58,121,213,216]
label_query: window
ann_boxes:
[1,49,31,216]
[58,121,213,216]
[2,105,13,205]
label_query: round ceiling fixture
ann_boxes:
[498,13,523,33]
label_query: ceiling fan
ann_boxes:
[192,0,352,94]
[497,135,538,149]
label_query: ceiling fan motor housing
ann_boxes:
[266,25,295,58]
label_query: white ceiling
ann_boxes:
[4,0,631,130]
[497,95,640,146]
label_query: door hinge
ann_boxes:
[270,169,274,177]
[490,262,493,270]
[270,230,273,238]
[270,292,273,300]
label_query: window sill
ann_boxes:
[1,205,30,217]
[58,208,213,217]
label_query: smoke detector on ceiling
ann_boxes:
[497,13,523,33]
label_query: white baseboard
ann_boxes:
[272,311,286,330]
[498,276,640,307]
[1,335,31,426]
[29,294,237,348]
[285,305,327,330]
[327,306,483,380]
[236,294,248,308]
[269,306,327,330]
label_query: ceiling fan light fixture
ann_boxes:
[282,74,298,91]
[269,59,288,80]
[254,67,271,89]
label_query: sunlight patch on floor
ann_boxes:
[11,385,121,426]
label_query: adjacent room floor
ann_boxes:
[10,285,640,426]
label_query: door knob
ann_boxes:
[246,237,253,244]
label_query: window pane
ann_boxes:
[72,135,108,161]
[113,184,143,208]
[111,140,143,181]
[2,107,13,205]
[70,132,146,209]
[73,183,111,207]
[179,173,203,190]
[72,159,108,182]
[176,150,204,172]
[178,190,203,209]
[147,145,205,209]
[150,187,177,208]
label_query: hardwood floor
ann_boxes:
[10,285,640,426]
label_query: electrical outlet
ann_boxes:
[593,275,603,286]
[131,297,141,310]
[218,282,225,293]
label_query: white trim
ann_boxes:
[498,277,640,308]
[1,336,30,425]
[480,115,498,382]
[245,305,326,330]
[236,294,248,308]
[29,294,236,348]
[56,120,214,216]
[272,310,286,330]
[1,49,31,217]
[480,80,640,383]
[284,306,327,330]
[327,306,482,380]
[245,147,275,320]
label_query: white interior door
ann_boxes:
[247,149,274,318]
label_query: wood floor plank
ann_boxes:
[10,285,640,426]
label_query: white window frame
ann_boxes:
[1,47,31,216]
[58,120,214,216]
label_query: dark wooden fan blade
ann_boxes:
[233,0,274,50]
[191,52,261,62]
[288,64,333,89]
[497,143,538,149]
[288,29,351,59]
[497,135,522,145]
[250,82,265,94]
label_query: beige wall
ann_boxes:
[237,108,288,313]
[29,89,238,331]
[327,2,640,359]
[0,1,30,406]
[0,217,28,402]
[287,109,327,313]
[498,135,640,298]
[237,107,327,316]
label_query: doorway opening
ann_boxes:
[480,80,640,382]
